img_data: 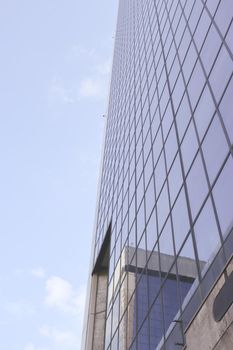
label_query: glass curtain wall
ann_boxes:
[90,0,233,349]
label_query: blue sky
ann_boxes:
[0,1,118,349]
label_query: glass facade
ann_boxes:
[83,0,233,349]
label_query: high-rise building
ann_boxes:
[82,0,233,349]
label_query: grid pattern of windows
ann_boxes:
[90,0,233,349]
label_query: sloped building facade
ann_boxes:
[82,0,233,349]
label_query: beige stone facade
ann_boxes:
[185,257,233,350]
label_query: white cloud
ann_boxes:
[39,326,79,346]
[78,77,106,99]
[45,276,72,309]
[30,267,45,279]
[73,284,86,316]
[49,43,111,103]
[49,74,108,104]
[42,278,85,349]
[49,78,74,104]
[77,57,111,100]
[44,276,86,316]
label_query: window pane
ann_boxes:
[200,24,221,75]
[157,183,170,233]
[214,0,233,36]
[213,155,233,236]
[181,121,198,174]
[202,115,229,184]
[168,153,183,205]
[219,75,233,144]
[159,218,175,267]
[194,198,221,266]
[176,93,191,141]
[154,152,166,196]
[172,188,190,253]
[194,84,215,141]
[187,153,209,220]
[209,45,233,103]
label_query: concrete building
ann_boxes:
[82,0,233,349]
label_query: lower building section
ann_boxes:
[98,246,201,349]
[185,256,233,350]
[83,228,233,349]
[119,247,198,350]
